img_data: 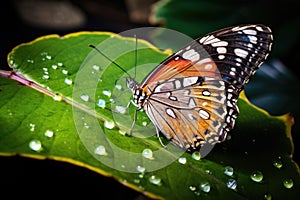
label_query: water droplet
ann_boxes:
[57,62,63,67]
[52,64,58,69]
[205,169,212,175]
[189,185,197,191]
[42,75,50,79]
[149,175,162,185]
[115,84,122,90]
[53,94,63,101]
[118,129,127,136]
[94,145,107,156]
[104,120,115,129]
[133,179,140,184]
[142,121,147,126]
[92,64,100,71]
[264,193,272,200]
[44,130,54,137]
[142,148,153,159]
[29,139,42,151]
[283,178,293,189]
[42,67,48,72]
[273,160,283,169]
[224,166,234,176]
[27,59,34,63]
[178,157,187,164]
[192,151,201,160]
[136,165,146,173]
[46,55,52,60]
[97,99,106,108]
[83,122,89,129]
[199,182,211,193]
[250,171,263,183]
[62,69,68,75]
[29,123,35,132]
[64,78,73,85]
[80,94,89,102]
[115,105,126,114]
[226,179,237,190]
[103,90,112,97]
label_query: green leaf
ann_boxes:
[1,32,300,199]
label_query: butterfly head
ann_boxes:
[126,77,139,91]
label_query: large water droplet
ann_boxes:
[104,120,115,129]
[29,139,42,151]
[283,178,293,189]
[199,182,211,193]
[178,157,187,164]
[44,130,54,138]
[226,179,237,190]
[273,160,283,169]
[80,94,89,102]
[149,175,162,186]
[250,171,263,183]
[192,151,201,160]
[142,148,153,159]
[94,145,107,156]
[97,99,106,108]
[42,75,50,79]
[224,166,234,176]
[115,84,122,90]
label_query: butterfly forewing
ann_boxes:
[133,24,272,152]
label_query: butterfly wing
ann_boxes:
[140,24,273,152]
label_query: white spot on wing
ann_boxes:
[182,49,200,62]
[183,77,198,87]
[243,29,257,35]
[199,109,210,120]
[211,41,228,47]
[217,47,227,54]
[234,48,248,58]
[166,108,176,118]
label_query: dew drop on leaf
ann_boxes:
[115,105,126,114]
[189,185,197,191]
[224,166,234,176]
[264,193,272,200]
[29,123,35,132]
[80,94,89,102]
[199,182,211,193]
[44,129,54,138]
[192,151,201,160]
[142,148,153,159]
[52,64,58,70]
[102,90,112,97]
[97,99,106,108]
[94,145,107,156]
[136,165,146,173]
[283,178,294,189]
[29,139,42,151]
[104,120,115,129]
[178,157,187,164]
[250,171,263,183]
[149,175,162,186]
[273,160,283,169]
[92,64,100,71]
[226,179,237,190]
[64,78,73,85]
[62,69,68,75]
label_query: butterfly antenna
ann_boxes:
[134,35,138,79]
[89,44,132,79]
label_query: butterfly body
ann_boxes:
[126,24,273,153]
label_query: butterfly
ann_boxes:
[91,24,273,154]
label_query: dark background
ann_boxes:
[0,0,299,199]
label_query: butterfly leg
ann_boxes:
[155,126,167,149]
[129,108,138,136]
